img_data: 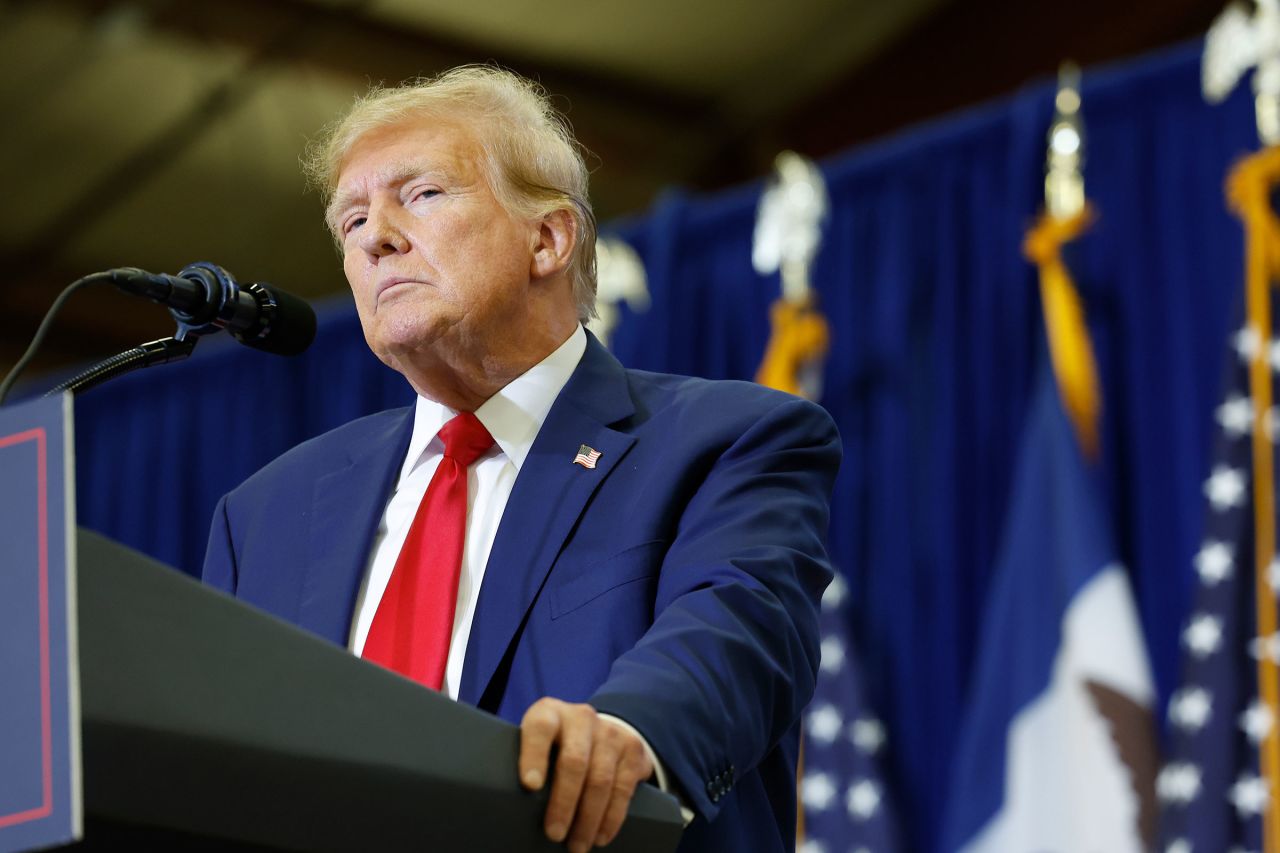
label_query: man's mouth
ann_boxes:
[376,277,421,300]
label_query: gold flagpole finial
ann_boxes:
[753,151,831,400]
[1204,0,1280,145]
[1046,62,1085,220]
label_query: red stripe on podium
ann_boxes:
[0,427,52,829]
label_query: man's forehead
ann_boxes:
[335,120,478,194]
[337,160,447,197]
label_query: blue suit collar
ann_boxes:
[459,332,637,706]
[298,408,414,646]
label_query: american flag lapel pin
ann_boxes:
[573,444,602,469]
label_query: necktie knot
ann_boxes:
[439,412,494,468]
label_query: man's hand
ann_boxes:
[519,697,655,852]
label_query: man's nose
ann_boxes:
[358,206,410,257]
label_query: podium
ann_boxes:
[60,529,682,851]
[0,395,681,851]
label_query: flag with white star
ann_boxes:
[1157,322,1279,853]
[941,365,1159,852]
[799,573,901,853]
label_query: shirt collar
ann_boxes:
[399,324,588,484]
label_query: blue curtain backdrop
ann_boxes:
[66,39,1253,852]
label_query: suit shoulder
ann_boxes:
[623,368,836,432]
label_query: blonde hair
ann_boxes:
[304,66,598,322]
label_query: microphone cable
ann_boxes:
[0,272,114,406]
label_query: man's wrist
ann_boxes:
[596,713,696,826]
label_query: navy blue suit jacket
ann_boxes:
[202,335,841,852]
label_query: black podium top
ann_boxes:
[71,530,682,852]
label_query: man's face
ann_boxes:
[331,117,538,371]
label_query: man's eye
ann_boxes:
[414,189,440,202]
[344,216,366,235]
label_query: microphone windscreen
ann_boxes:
[238,283,317,356]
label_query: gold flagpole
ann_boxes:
[1228,148,1280,853]
[1026,64,1102,459]
[1204,3,1280,845]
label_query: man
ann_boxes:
[203,66,840,853]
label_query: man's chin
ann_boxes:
[365,310,450,354]
[368,326,451,372]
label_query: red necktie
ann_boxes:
[362,412,494,690]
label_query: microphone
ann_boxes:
[108,261,317,356]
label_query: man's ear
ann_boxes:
[531,208,576,280]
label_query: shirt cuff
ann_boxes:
[597,713,696,826]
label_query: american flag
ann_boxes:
[799,572,900,853]
[573,444,601,469]
[1157,323,1280,853]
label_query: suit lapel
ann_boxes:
[298,409,414,645]
[458,336,636,705]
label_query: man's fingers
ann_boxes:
[594,737,653,846]
[519,701,657,851]
[544,705,596,843]
[519,698,563,791]
[566,729,623,853]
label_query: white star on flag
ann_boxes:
[1168,687,1213,733]
[1240,700,1275,744]
[1216,394,1254,438]
[807,704,843,744]
[1236,326,1263,362]
[1250,633,1280,664]
[1165,841,1191,853]
[846,779,881,820]
[821,574,847,611]
[802,772,837,812]
[819,636,845,674]
[1203,466,1247,512]
[1228,773,1271,817]
[1156,762,1203,804]
[1269,555,1280,593]
[851,717,886,755]
[797,840,828,853]
[1194,540,1236,585]
[1268,338,1280,373]
[1183,614,1224,658]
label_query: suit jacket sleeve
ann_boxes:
[588,394,840,821]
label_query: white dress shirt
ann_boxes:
[349,324,587,697]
